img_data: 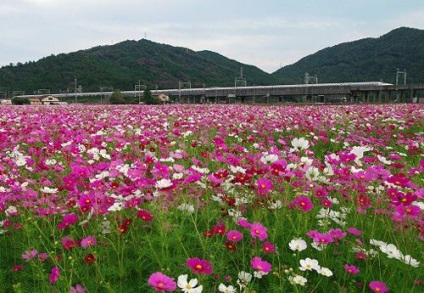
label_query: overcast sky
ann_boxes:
[1,0,424,73]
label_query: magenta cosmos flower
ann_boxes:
[369,281,388,293]
[251,257,272,274]
[250,222,268,241]
[289,196,313,212]
[255,178,273,196]
[344,264,360,275]
[148,272,177,292]
[57,213,78,229]
[49,266,60,284]
[187,258,213,274]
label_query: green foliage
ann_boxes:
[11,97,30,105]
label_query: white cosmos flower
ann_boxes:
[401,255,420,267]
[177,203,195,214]
[260,153,278,164]
[318,267,333,277]
[369,239,387,247]
[177,274,203,293]
[237,271,252,288]
[377,155,392,165]
[289,238,307,252]
[349,146,372,166]
[40,187,58,194]
[218,283,236,293]
[299,258,320,272]
[380,243,403,260]
[155,178,173,189]
[15,157,27,166]
[291,137,310,152]
[288,274,307,286]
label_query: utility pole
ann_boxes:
[178,81,191,103]
[74,77,78,103]
[396,68,407,88]
[134,81,146,104]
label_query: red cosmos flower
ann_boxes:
[12,264,23,272]
[187,258,213,275]
[211,223,226,235]
[61,236,78,250]
[225,241,237,251]
[137,209,154,222]
[387,174,410,187]
[356,194,372,209]
[117,219,132,235]
[270,160,287,176]
[83,253,96,266]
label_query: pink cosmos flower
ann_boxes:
[344,264,360,275]
[80,236,97,248]
[347,227,362,236]
[49,266,60,284]
[70,284,86,293]
[226,230,243,242]
[369,281,388,293]
[148,272,177,292]
[328,228,346,240]
[255,178,273,196]
[251,257,272,274]
[289,196,313,212]
[237,218,251,228]
[187,258,213,275]
[307,230,334,245]
[22,248,38,262]
[250,222,268,241]
[137,209,154,222]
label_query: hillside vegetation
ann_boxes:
[0,27,423,95]
[272,27,424,84]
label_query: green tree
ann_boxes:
[11,97,30,105]
[143,86,160,104]
[110,89,125,104]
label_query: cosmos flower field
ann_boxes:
[0,103,423,293]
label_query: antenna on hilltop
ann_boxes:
[144,31,147,39]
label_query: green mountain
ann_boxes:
[1,27,424,96]
[272,27,424,84]
[0,39,276,94]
